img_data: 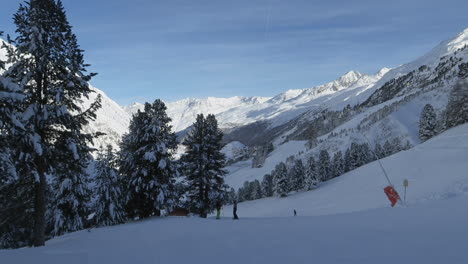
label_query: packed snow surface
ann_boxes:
[1,196,467,264]
[2,124,468,264]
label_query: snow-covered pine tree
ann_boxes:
[331,151,344,178]
[237,184,247,202]
[249,180,262,200]
[227,188,237,204]
[0,33,36,249]
[344,147,351,172]
[304,156,319,190]
[382,140,393,157]
[93,145,126,227]
[120,100,178,219]
[318,150,331,181]
[180,114,227,218]
[288,159,305,191]
[4,0,101,246]
[50,153,92,236]
[261,173,274,197]
[204,114,229,208]
[273,162,289,197]
[374,143,384,159]
[344,143,365,172]
[446,80,468,129]
[359,143,374,165]
[419,104,437,142]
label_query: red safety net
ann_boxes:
[384,185,400,207]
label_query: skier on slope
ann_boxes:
[216,201,222,219]
[233,200,239,220]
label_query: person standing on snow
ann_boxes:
[294,209,297,216]
[233,200,239,220]
[216,201,222,219]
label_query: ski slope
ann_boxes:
[225,124,468,217]
[2,124,468,264]
[1,196,467,264]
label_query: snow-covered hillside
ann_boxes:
[2,124,467,264]
[225,123,468,216]
[80,86,131,150]
[221,28,468,186]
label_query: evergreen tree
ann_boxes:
[304,156,319,189]
[49,157,92,236]
[227,188,236,204]
[374,143,384,159]
[359,143,374,164]
[345,143,373,172]
[273,162,289,197]
[237,182,249,202]
[93,145,126,227]
[446,80,468,129]
[180,114,227,218]
[419,104,437,142]
[382,140,393,157]
[249,180,262,200]
[261,173,274,197]
[318,150,331,181]
[390,138,403,154]
[331,151,344,178]
[0,32,35,249]
[4,0,101,246]
[120,100,178,219]
[288,159,305,191]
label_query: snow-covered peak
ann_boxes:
[268,89,303,103]
[446,27,468,53]
[337,70,364,86]
[375,28,468,87]
[376,67,391,77]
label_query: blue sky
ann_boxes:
[1,0,467,105]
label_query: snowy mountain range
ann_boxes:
[1,29,468,173]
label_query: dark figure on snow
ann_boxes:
[233,201,239,220]
[294,209,297,216]
[216,201,222,219]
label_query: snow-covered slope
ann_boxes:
[226,124,468,216]
[2,196,468,264]
[81,86,131,150]
[2,124,468,264]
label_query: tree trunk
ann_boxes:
[32,165,46,247]
[32,73,47,247]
